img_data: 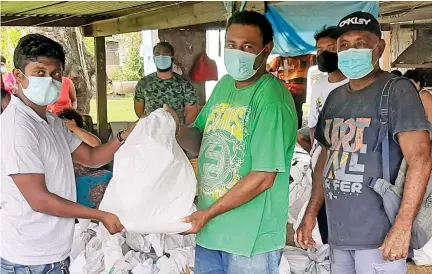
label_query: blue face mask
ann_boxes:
[154,56,172,70]
[337,44,378,80]
[224,47,265,81]
[20,71,62,106]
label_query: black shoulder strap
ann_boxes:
[371,77,401,183]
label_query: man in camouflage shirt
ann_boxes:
[134,41,198,124]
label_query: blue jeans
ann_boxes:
[195,245,282,274]
[0,258,70,274]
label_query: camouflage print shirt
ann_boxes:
[134,72,198,124]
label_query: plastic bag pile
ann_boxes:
[288,147,313,224]
[413,239,432,265]
[278,146,330,274]
[70,222,196,274]
[70,109,198,273]
[279,245,330,274]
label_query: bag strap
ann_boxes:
[369,77,400,187]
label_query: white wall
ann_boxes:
[205,29,227,101]
[141,30,159,76]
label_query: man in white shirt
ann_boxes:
[1,34,134,273]
[298,26,348,244]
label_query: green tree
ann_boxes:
[1,27,29,70]
[83,37,95,57]
[113,32,143,81]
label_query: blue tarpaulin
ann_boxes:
[266,1,379,57]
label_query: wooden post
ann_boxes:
[382,31,391,71]
[94,36,109,142]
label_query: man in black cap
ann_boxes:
[297,11,431,273]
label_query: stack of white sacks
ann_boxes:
[69,110,197,274]
[70,221,196,274]
[279,147,330,274]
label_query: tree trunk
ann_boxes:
[31,27,95,114]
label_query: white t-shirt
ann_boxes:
[1,96,82,265]
[307,75,349,129]
[307,72,348,171]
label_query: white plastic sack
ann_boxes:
[103,233,126,272]
[310,141,322,173]
[126,232,152,253]
[282,245,330,274]
[132,258,157,274]
[294,201,323,248]
[99,109,197,234]
[70,251,86,274]
[71,223,97,261]
[164,234,196,253]
[305,245,330,274]
[146,234,165,257]
[84,236,105,274]
[107,249,148,274]
[279,254,291,274]
[282,246,312,274]
[413,238,432,265]
[288,149,312,223]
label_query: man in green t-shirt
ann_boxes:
[165,11,297,273]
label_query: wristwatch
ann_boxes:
[117,130,126,145]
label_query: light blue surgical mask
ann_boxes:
[20,71,62,106]
[337,44,379,80]
[224,47,266,81]
[154,56,172,70]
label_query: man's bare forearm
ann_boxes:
[13,174,108,221]
[73,140,121,168]
[304,146,327,218]
[176,125,202,155]
[206,171,277,220]
[310,127,316,147]
[395,148,431,228]
[31,191,105,221]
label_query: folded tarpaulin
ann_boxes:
[266,1,379,57]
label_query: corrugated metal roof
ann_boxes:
[1,1,155,16]
[379,1,432,16]
[3,1,432,29]
[0,1,186,27]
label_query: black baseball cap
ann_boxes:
[332,11,381,39]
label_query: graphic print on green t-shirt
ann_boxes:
[199,103,249,200]
[195,74,298,257]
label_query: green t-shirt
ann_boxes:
[134,72,197,124]
[194,74,297,256]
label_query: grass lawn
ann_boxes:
[89,94,311,125]
[89,95,137,122]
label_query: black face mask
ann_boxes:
[317,51,339,73]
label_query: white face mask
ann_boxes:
[20,72,62,106]
[0,66,6,73]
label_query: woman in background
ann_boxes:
[58,108,112,208]
[48,77,78,115]
[1,55,16,94]
[404,70,432,123]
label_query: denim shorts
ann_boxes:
[195,245,282,274]
[0,257,70,274]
